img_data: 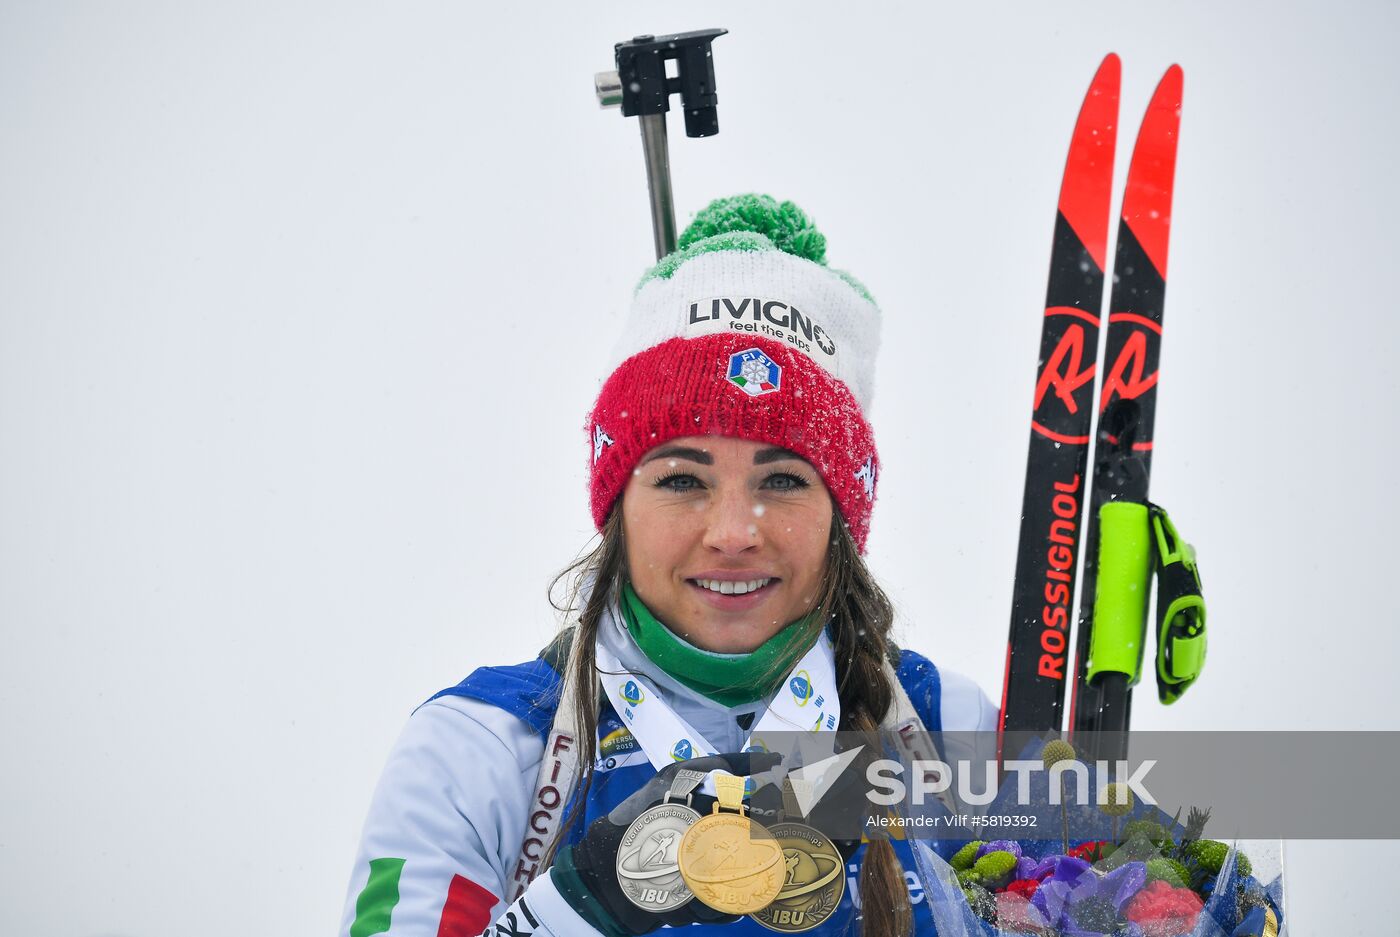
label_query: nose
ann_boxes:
[701,487,762,555]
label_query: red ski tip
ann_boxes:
[1122,65,1184,281]
[1057,53,1121,273]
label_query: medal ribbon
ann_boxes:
[596,626,840,793]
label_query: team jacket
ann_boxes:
[339,613,999,936]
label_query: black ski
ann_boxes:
[997,55,1121,765]
[1067,65,1184,761]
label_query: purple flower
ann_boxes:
[976,839,1024,860]
[1030,861,1147,937]
[1030,854,1093,883]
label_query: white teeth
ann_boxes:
[694,578,772,595]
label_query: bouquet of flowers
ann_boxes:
[905,743,1285,936]
[913,831,1283,936]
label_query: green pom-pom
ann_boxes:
[1146,857,1191,888]
[955,867,981,887]
[678,193,827,263]
[634,192,878,305]
[972,851,1018,890]
[961,883,997,923]
[1100,782,1135,817]
[1121,819,1174,848]
[1184,840,1250,878]
[950,841,985,872]
[1041,739,1077,769]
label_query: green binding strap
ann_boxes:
[1086,501,1153,687]
[1150,505,1207,704]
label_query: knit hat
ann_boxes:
[586,194,882,550]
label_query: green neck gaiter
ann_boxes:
[619,581,818,707]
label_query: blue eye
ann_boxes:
[655,472,701,492]
[653,471,812,492]
[764,472,811,491]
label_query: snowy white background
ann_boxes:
[1,1,1394,933]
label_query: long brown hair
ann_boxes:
[547,502,913,937]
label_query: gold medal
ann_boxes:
[677,772,785,915]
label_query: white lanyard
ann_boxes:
[595,626,841,792]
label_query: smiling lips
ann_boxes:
[686,573,780,610]
[692,577,773,595]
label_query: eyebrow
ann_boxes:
[753,446,805,465]
[642,446,713,466]
[640,446,805,466]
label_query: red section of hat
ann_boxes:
[586,333,880,552]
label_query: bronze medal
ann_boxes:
[677,773,785,915]
[747,822,846,932]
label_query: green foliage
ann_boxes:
[1080,840,1114,862]
[1145,857,1191,888]
[972,851,1018,890]
[1182,806,1212,845]
[950,841,985,872]
[1076,841,1115,864]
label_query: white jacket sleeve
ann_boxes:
[937,668,1001,774]
[938,668,1000,734]
[338,696,603,936]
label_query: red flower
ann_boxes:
[1003,878,1040,900]
[1068,841,1112,862]
[1124,879,1204,937]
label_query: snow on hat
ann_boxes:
[586,194,882,551]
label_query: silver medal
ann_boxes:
[616,769,705,912]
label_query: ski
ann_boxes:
[997,54,1121,766]
[1067,65,1185,760]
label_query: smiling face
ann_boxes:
[620,435,835,654]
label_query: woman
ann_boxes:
[340,195,998,936]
